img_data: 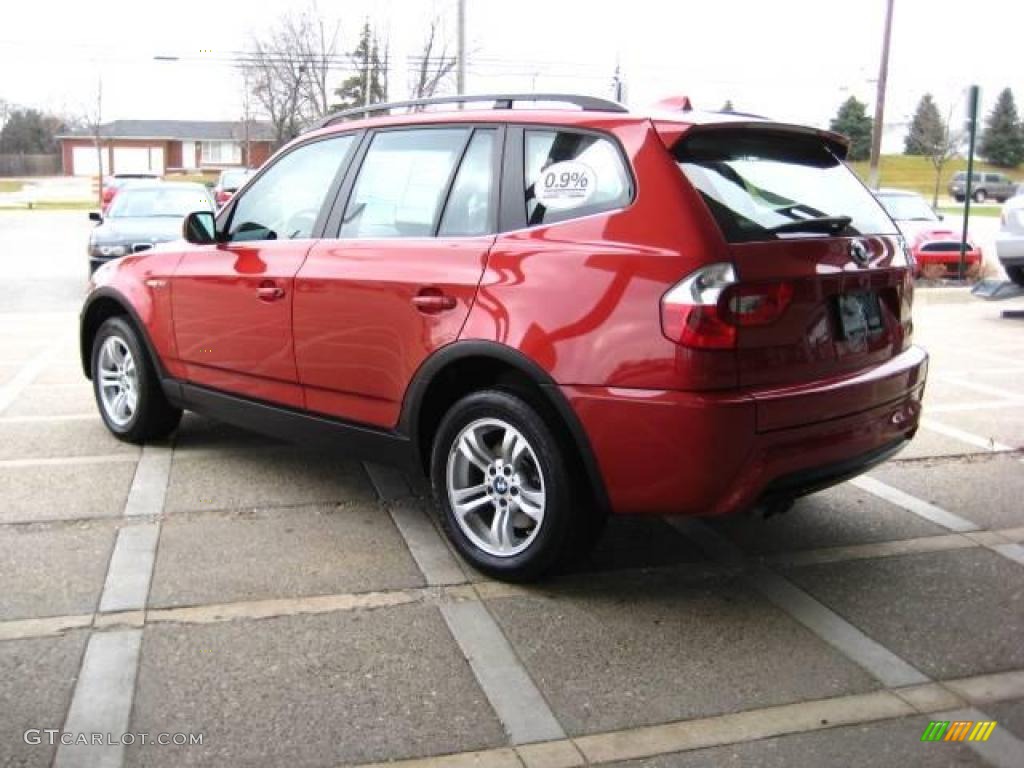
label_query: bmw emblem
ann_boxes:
[850,240,871,268]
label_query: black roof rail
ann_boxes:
[308,93,628,131]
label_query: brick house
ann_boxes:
[58,120,276,176]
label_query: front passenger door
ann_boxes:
[172,134,357,407]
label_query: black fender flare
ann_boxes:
[399,340,611,516]
[79,287,167,380]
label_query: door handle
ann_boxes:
[412,293,457,313]
[256,284,285,301]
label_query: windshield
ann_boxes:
[108,187,212,218]
[675,130,897,243]
[877,194,939,221]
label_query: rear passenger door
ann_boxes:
[293,125,502,427]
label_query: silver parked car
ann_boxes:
[996,192,1024,285]
[949,171,1017,203]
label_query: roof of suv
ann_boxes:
[301,92,851,157]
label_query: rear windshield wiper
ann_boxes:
[768,215,852,235]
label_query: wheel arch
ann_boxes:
[80,288,164,380]
[400,340,611,516]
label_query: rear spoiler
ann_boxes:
[651,118,851,161]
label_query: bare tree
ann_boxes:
[295,8,341,118]
[911,103,964,208]
[409,17,456,104]
[243,5,342,145]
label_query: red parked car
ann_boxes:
[80,93,927,581]
[875,189,982,276]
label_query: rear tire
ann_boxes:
[1007,266,1024,286]
[431,389,578,582]
[91,316,181,443]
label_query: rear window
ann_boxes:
[108,187,211,218]
[221,171,251,189]
[675,131,897,243]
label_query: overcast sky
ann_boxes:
[1,0,1020,148]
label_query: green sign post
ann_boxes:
[959,85,980,281]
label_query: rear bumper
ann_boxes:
[564,345,928,516]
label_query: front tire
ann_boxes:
[91,316,181,443]
[431,390,575,582]
[974,189,987,203]
[1006,266,1024,286]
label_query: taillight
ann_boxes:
[661,263,792,349]
[661,263,737,349]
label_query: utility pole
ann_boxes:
[364,19,371,108]
[456,0,466,95]
[868,0,895,189]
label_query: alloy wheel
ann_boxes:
[446,417,546,557]
[97,336,139,427]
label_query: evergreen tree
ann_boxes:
[904,93,944,156]
[0,109,64,154]
[829,96,873,161]
[332,22,388,112]
[979,88,1024,168]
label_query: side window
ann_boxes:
[524,129,631,226]
[228,135,354,242]
[341,128,468,238]
[439,130,495,237]
[985,174,1000,183]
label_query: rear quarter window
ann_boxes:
[523,129,632,226]
[675,130,897,243]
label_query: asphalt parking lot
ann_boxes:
[1,209,1023,768]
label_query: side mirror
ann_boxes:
[183,210,218,244]
[89,211,102,222]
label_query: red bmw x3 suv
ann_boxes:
[81,93,927,581]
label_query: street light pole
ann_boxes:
[959,85,980,281]
[868,0,895,189]
[94,76,104,208]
